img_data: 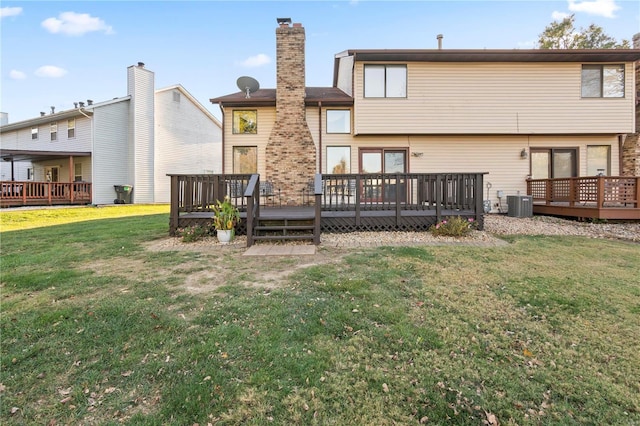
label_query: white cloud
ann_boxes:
[568,0,620,18]
[551,11,571,21]
[35,65,68,78]
[0,6,22,18]
[41,11,114,36]
[9,70,26,80]
[240,54,271,68]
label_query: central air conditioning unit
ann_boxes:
[507,195,533,218]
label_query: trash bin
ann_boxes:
[114,185,133,204]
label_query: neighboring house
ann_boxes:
[0,63,221,206]
[210,20,640,212]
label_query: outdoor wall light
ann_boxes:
[520,149,528,159]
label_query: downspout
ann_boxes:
[218,103,225,173]
[318,101,322,174]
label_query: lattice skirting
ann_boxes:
[170,217,247,236]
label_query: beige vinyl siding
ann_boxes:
[338,134,618,212]
[354,62,635,135]
[224,108,275,175]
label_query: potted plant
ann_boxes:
[212,196,240,244]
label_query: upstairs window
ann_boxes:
[67,118,76,138]
[50,122,58,141]
[581,64,624,98]
[326,110,351,133]
[364,65,407,98]
[232,110,257,134]
[31,126,38,140]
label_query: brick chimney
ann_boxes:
[265,19,316,205]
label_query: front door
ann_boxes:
[359,149,407,202]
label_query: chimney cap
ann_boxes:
[137,62,145,68]
[277,17,291,25]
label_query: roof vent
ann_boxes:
[40,112,46,117]
[74,102,78,108]
[50,106,55,114]
[437,34,443,50]
[87,99,93,106]
[79,101,85,108]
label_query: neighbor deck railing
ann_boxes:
[0,181,92,207]
[527,176,639,208]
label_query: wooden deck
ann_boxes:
[527,176,640,220]
[1,181,92,208]
[168,173,487,246]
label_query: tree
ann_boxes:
[538,14,629,49]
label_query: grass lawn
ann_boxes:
[1,206,639,425]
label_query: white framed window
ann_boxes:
[326,110,351,134]
[74,163,83,181]
[50,122,58,141]
[364,65,407,98]
[67,118,76,138]
[233,146,257,173]
[581,64,624,98]
[232,110,257,134]
[326,146,351,174]
[31,126,38,140]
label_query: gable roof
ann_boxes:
[209,87,353,107]
[156,84,222,127]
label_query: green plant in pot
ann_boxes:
[212,196,240,243]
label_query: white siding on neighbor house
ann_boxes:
[0,115,92,152]
[342,134,619,212]
[154,88,222,203]
[223,107,275,175]
[336,55,354,96]
[0,161,31,181]
[128,65,155,203]
[353,62,635,135]
[92,101,130,204]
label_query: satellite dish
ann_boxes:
[237,76,260,98]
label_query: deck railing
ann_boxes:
[319,173,485,214]
[0,181,92,207]
[169,172,487,236]
[527,176,639,208]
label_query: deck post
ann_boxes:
[475,173,484,230]
[355,175,361,226]
[596,176,605,208]
[169,175,180,236]
[314,174,322,244]
[635,177,640,208]
[569,177,577,207]
[395,173,401,226]
[435,174,442,223]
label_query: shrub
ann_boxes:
[430,216,476,237]
[176,224,211,243]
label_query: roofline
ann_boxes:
[157,84,222,127]
[343,48,640,63]
[0,109,92,133]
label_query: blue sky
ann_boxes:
[1,0,638,124]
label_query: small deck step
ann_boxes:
[253,235,315,241]
[255,225,315,231]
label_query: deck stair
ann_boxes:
[252,211,316,243]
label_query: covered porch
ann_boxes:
[0,150,92,208]
[527,176,640,220]
[168,172,487,246]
